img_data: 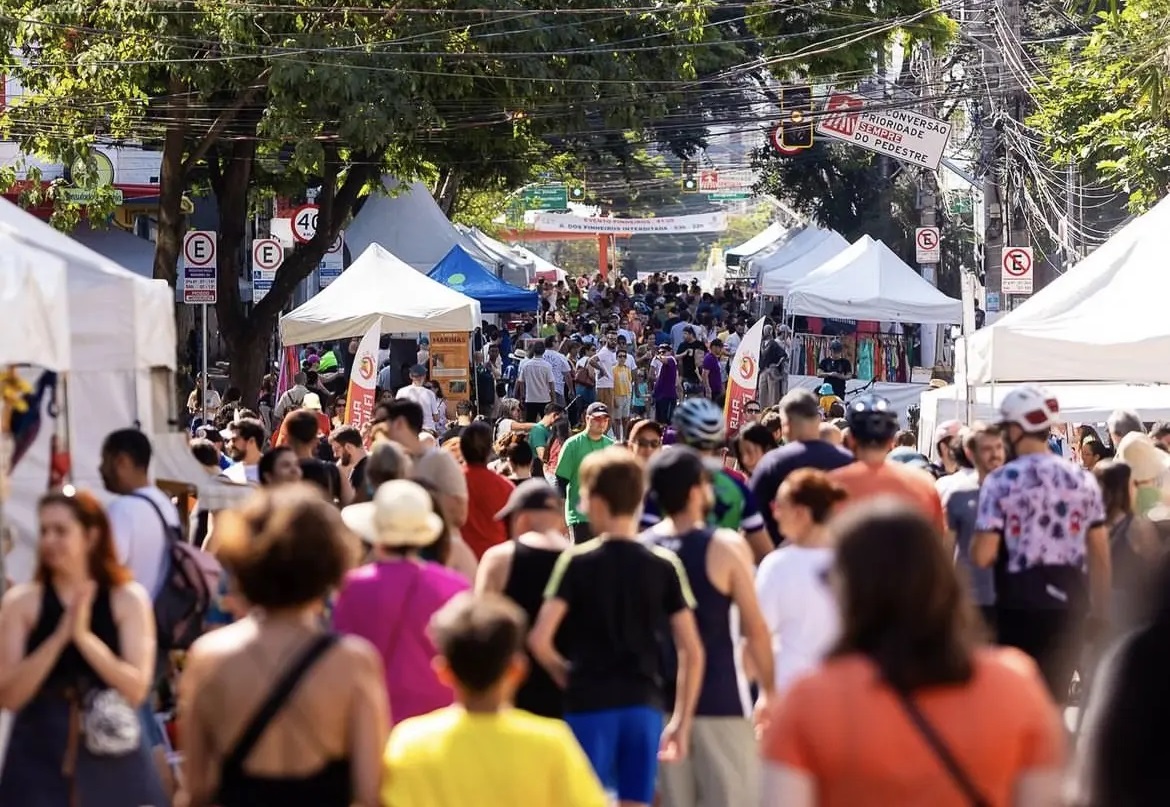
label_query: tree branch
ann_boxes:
[180,67,272,176]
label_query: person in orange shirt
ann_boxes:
[759,502,1066,807]
[828,394,946,534]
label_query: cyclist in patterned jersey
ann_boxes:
[641,397,772,562]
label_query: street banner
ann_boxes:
[343,322,381,429]
[530,212,727,234]
[275,344,299,399]
[430,331,472,402]
[723,318,766,437]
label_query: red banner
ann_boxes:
[343,322,381,431]
[723,319,765,437]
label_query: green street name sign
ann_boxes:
[521,185,569,210]
[707,191,751,201]
[61,187,124,205]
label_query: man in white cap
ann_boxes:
[972,385,1110,702]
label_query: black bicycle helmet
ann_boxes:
[845,394,900,445]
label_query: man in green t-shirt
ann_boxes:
[527,402,563,465]
[555,402,615,543]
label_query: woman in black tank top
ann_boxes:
[503,543,566,717]
[178,484,388,807]
[476,480,570,718]
[0,490,165,807]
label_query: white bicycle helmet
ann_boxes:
[672,397,726,450]
[998,385,1060,433]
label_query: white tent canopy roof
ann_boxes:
[727,221,786,261]
[347,179,528,276]
[0,198,175,372]
[512,245,567,281]
[457,226,532,287]
[958,195,1170,384]
[785,236,962,324]
[0,232,71,370]
[754,226,850,296]
[280,244,482,344]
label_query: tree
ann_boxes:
[0,0,711,397]
[1028,0,1170,211]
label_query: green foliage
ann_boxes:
[1028,0,1170,210]
[0,0,713,391]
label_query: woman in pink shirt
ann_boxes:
[334,480,470,725]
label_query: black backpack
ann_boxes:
[132,493,220,652]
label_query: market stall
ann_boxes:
[917,382,1170,457]
[753,226,850,296]
[281,243,482,344]
[0,197,177,583]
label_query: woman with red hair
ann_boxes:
[0,489,165,806]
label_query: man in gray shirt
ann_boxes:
[946,422,1006,629]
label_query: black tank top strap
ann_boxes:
[223,633,339,774]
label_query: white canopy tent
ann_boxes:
[958,195,1170,385]
[785,236,962,323]
[457,226,532,288]
[918,382,1170,457]
[280,244,482,345]
[0,234,71,370]
[512,245,567,282]
[347,179,529,278]
[753,226,850,296]
[0,199,176,583]
[726,221,786,266]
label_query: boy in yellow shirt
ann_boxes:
[381,593,607,807]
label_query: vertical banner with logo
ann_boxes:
[343,322,382,430]
[723,319,766,437]
[275,344,300,399]
[429,332,472,402]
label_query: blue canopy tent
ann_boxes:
[428,245,539,313]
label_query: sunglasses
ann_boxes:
[633,439,662,449]
[588,413,611,420]
[745,407,762,414]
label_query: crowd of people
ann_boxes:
[3,270,1170,806]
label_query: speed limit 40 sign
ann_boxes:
[291,205,319,244]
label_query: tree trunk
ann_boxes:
[153,75,188,286]
[435,168,463,216]
[227,318,275,407]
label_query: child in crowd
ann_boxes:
[381,593,606,807]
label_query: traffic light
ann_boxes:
[567,182,586,201]
[681,159,699,192]
[779,85,814,151]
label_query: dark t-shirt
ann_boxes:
[750,440,854,545]
[818,357,852,398]
[678,344,705,383]
[544,538,695,712]
[349,456,369,498]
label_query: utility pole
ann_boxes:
[971,0,1006,317]
[1001,0,1030,311]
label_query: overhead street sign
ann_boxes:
[319,231,345,288]
[183,231,217,305]
[60,188,124,205]
[708,191,751,202]
[291,204,319,244]
[915,226,941,264]
[521,185,568,211]
[816,91,952,170]
[251,238,283,303]
[1001,246,1034,294]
